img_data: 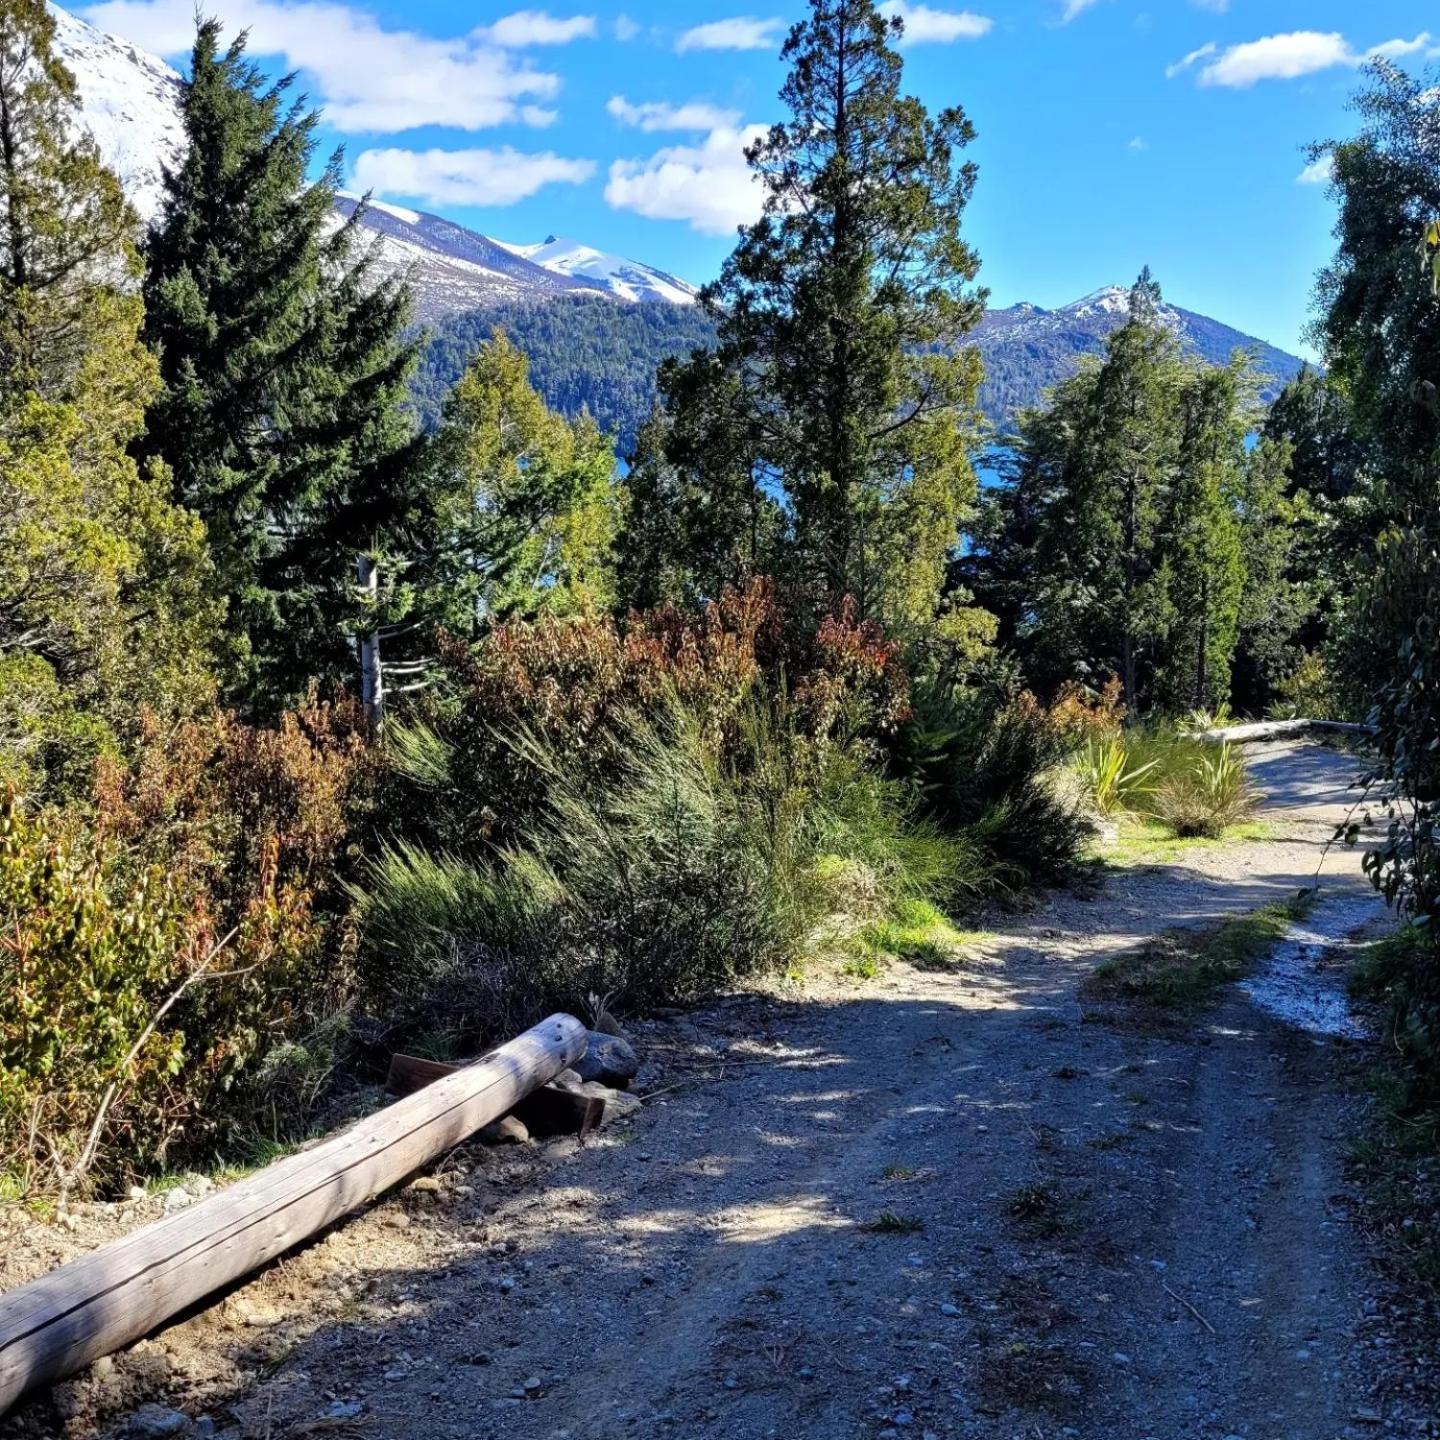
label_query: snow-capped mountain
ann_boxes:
[974,285,1306,422]
[48,1,697,317]
[331,193,604,317]
[49,0,184,222]
[494,236,698,306]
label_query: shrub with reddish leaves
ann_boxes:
[403,579,911,853]
[1,698,375,1190]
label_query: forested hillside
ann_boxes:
[411,294,716,452]
[414,284,1306,450]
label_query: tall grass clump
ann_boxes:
[356,695,972,1044]
[1150,741,1261,838]
[1071,725,1261,840]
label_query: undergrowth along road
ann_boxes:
[1,740,1434,1440]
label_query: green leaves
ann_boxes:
[656,0,985,630]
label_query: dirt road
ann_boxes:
[4,742,1434,1440]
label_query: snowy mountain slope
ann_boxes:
[494,235,698,305]
[331,193,603,318]
[49,0,184,222]
[47,2,688,316]
[975,285,1307,423]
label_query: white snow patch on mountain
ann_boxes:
[49,0,184,222]
[495,234,699,304]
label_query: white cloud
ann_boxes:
[675,16,783,52]
[879,2,992,44]
[1296,156,1334,185]
[1168,30,1436,88]
[474,11,597,47]
[1366,32,1432,60]
[1060,0,1100,23]
[1190,0,1228,12]
[1127,135,1147,150]
[81,0,570,132]
[1199,31,1352,86]
[351,146,595,207]
[1165,41,1216,78]
[606,124,767,234]
[608,96,744,132]
[614,13,640,41]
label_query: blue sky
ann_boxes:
[82,0,1438,357]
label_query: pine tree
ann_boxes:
[660,0,984,629]
[1157,363,1247,711]
[0,0,217,793]
[434,330,615,623]
[0,0,141,403]
[1029,270,1185,708]
[1312,63,1440,498]
[139,20,429,714]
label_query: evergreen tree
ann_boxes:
[614,407,688,613]
[0,0,138,403]
[139,20,429,714]
[1031,270,1185,708]
[1311,63,1440,497]
[1230,432,1317,711]
[1157,363,1247,711]
[0,0,217,793]
[659,0,984,629]
[433,331,615,623]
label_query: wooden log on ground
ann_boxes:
[385,1051,462,1097]
[388,1052,606,1138]
[0,1013,586,1417]
[1194,718,1376,745]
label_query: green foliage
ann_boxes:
[394,578,910,857]
[1311,64,1440,488]
[968,273,1271,714]
[1074,735,1159,818]
[655,0,985,628]
[411,293,717,455]
[139,20,431,716]
[1072,728,1260,839]
[1088,896,1310,1009]
[428,330,616,624]
[1313,72,1440,1095]
[0,2,219,797]
[357,692,967,1044]
[0,699,372,1191]
[1149,741,1261,839]
[895,682,1095,885]
[0,800,189,1191]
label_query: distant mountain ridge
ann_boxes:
[974,285,1307,425]
[50,0,1308,443]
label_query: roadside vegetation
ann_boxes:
[0,0,1436,1225]
[1086,897,1313,1010]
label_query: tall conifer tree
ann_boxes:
[0,0,217,792]
[659,0,984,629]
[140,20,429,714]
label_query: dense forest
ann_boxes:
[411,293,717,454]
[0,0,1436,1240]
[411,284,1307,453]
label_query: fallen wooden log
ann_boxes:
[0,1012,586,1417]
[1194,718,1376,745]
[388,1052,607,1137]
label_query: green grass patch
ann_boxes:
[1085,894,1313,1009]
[1095,818,1278,868]
[849,898,988,975]
[863,1209,925,1234]
[1346,925,1440,1294]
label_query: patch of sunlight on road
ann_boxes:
[719,1193,851,1244]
